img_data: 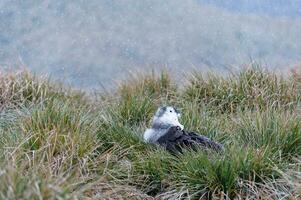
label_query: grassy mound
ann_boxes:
[0,68,300,199]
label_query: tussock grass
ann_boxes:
[184,67,300,113]
[0,71,57,109]
[0,67,301,199]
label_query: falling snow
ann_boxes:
[0,0,301,88]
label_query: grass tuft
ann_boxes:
[183,67,300,113]
[0,67,301,199]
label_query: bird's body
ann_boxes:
[144,106,224,153]
[157,126,224,154]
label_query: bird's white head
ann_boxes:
[152,106,184,130]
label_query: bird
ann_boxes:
[143,106,224,154]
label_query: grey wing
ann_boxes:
[157,126,183,142]
[157,126,224,153]
[186,132,224,152]
[157,126,185,154]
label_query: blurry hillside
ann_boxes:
[1,0,301,88]
[200,0,301,17]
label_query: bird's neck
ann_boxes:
[152,122,173,130]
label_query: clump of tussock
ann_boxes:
[170,146,279,199]
[95,117,149,153]
[278,157,301,198]
[291,67,301,86]
[130,150,175,195]
[118,70,176,99]
[0,144,124,200]
[20,99,98,157]
[1,67,301,199]
[0,71,57,109]
[110,71,177,127]
[0,70,86,111]
[183,67,301,113]
[233,110,301,160]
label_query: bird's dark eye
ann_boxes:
[170,110,172,113]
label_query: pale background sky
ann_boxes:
[1,0,301,88]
